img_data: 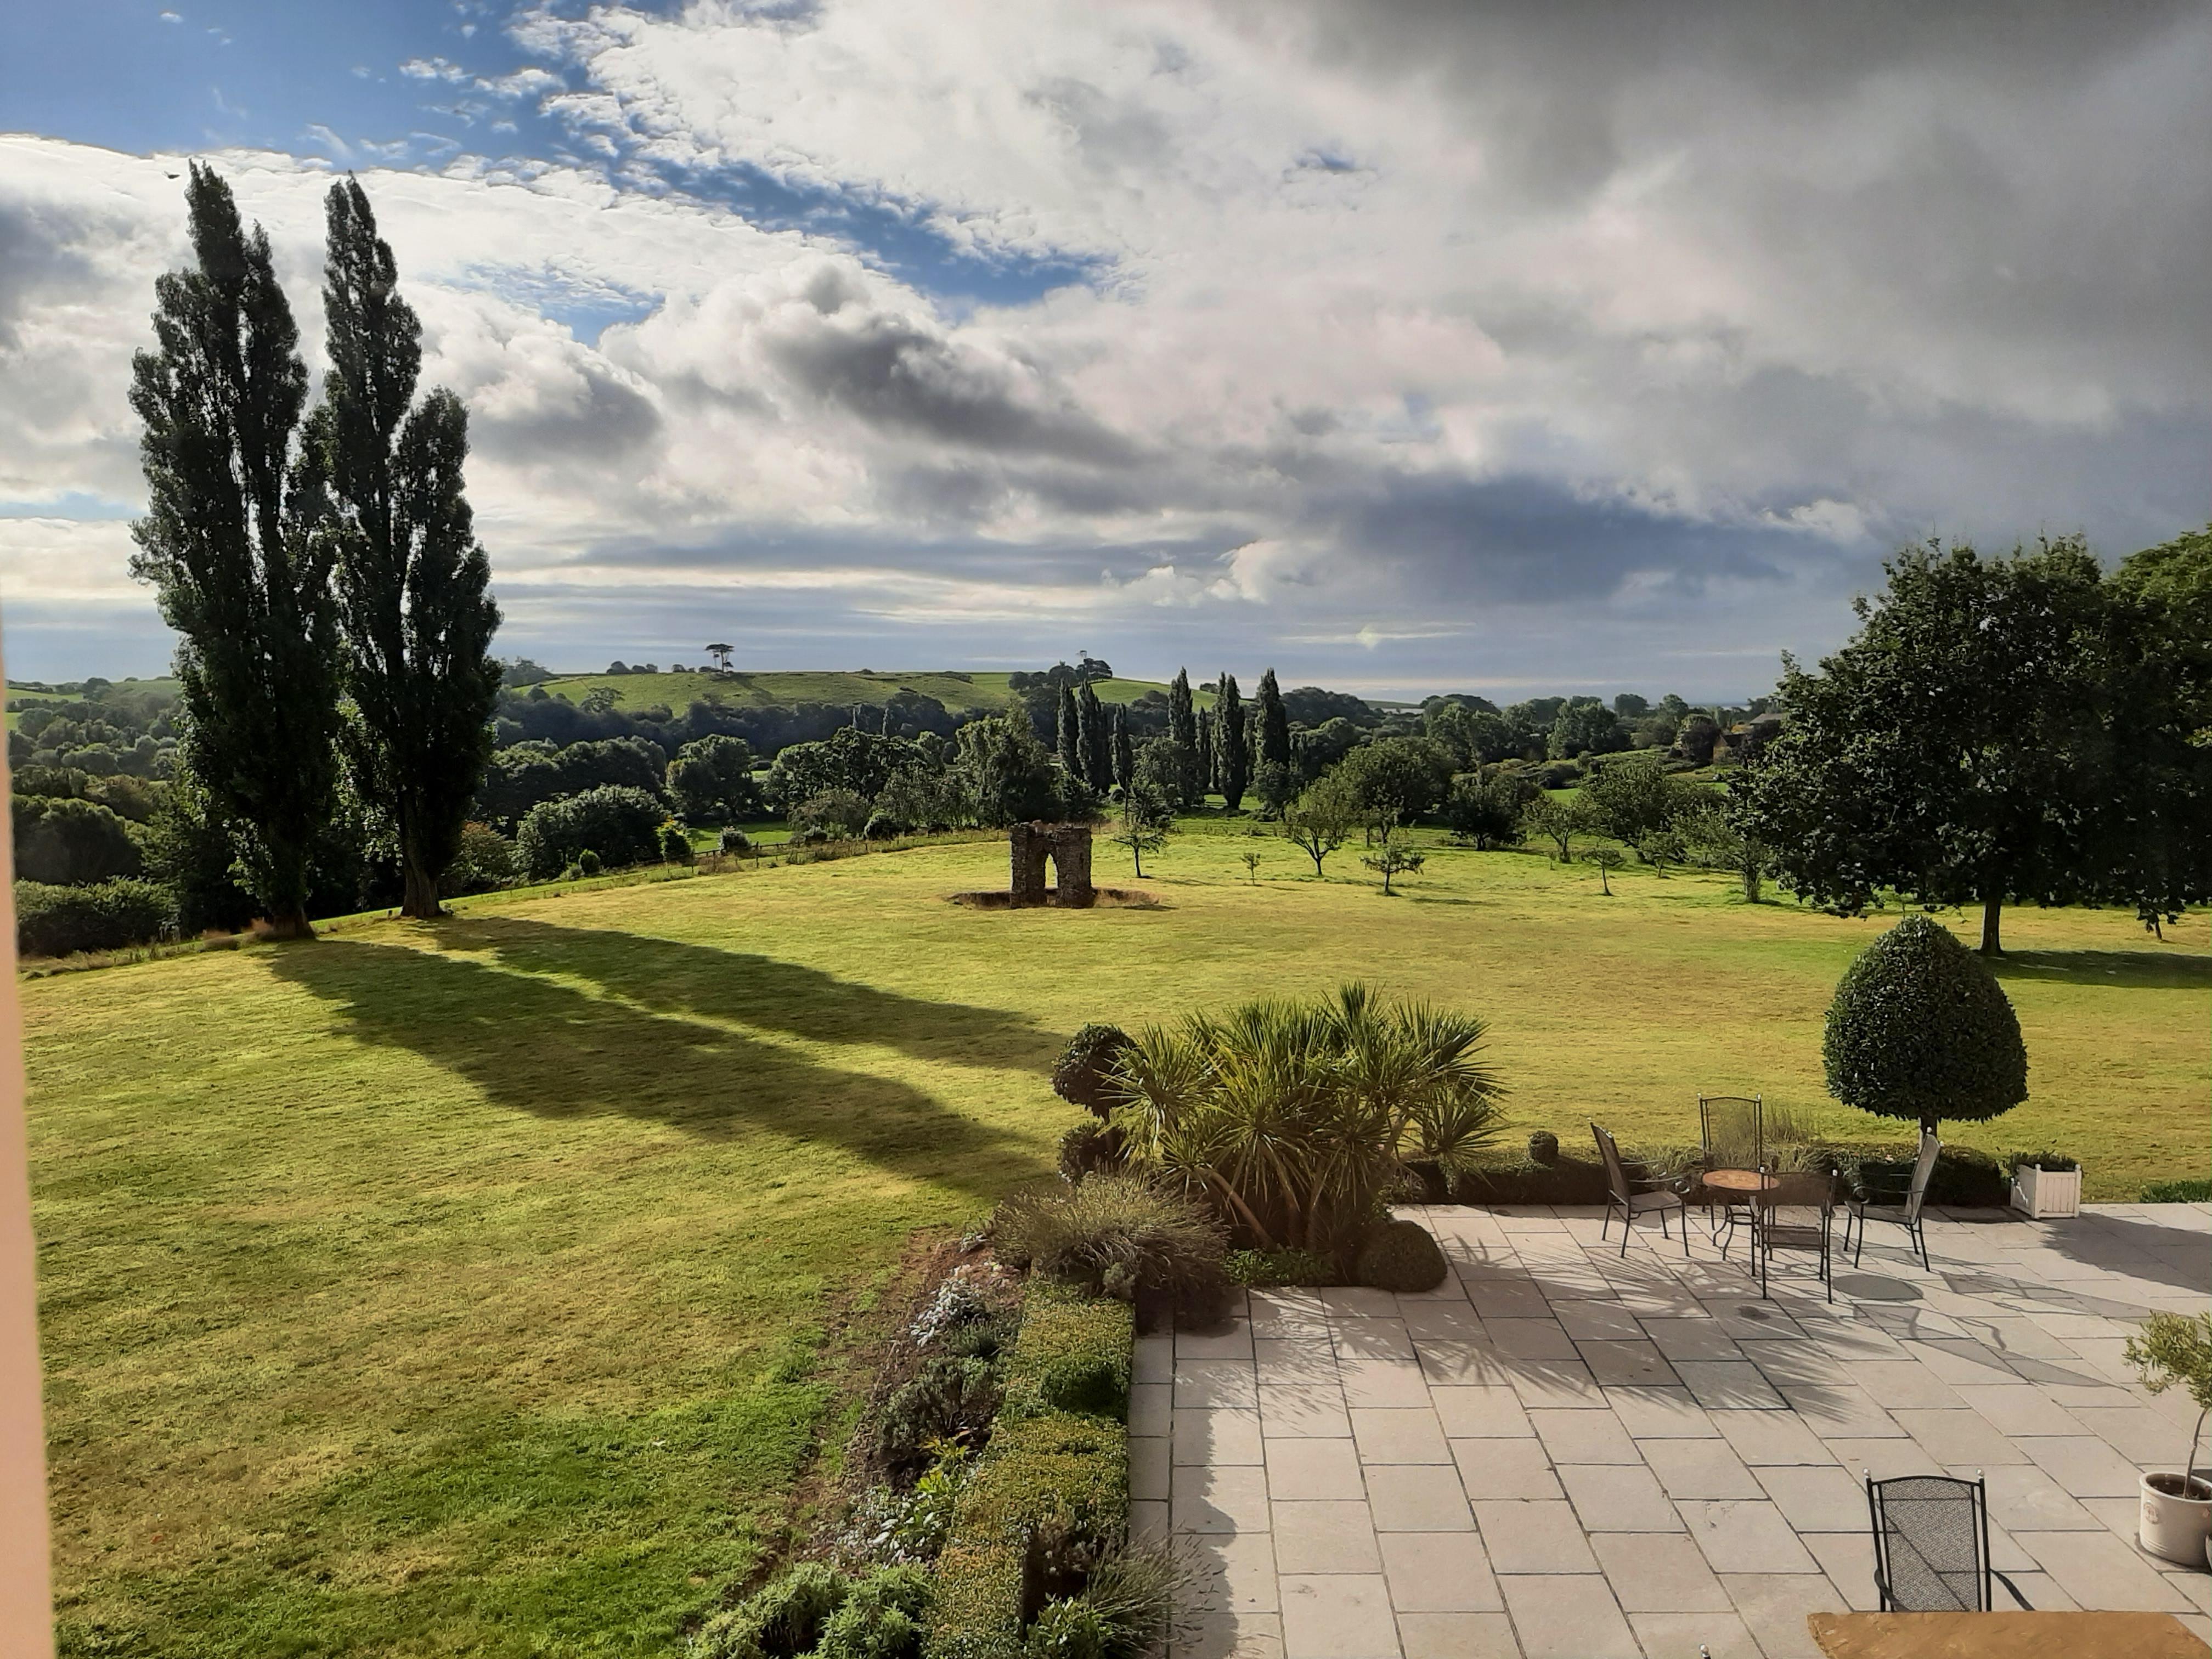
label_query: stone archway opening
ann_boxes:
[1008,821,1095,908]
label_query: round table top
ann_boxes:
[1702,1167,1779,1193]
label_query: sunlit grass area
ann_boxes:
[26,832,2205,1653]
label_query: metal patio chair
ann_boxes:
[1864,1472,2032,1611]
[1845,1130,1940,1271]
[1593,1121,1689,1258]
[1750,1167,1836,1300]
[1695,1093,1766,1255]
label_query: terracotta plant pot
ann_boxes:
[2138,1469,2212,1565]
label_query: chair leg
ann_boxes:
[1680,1206,1690,1257]
[1914,1218,1931,1272]
[1853,1214,1866,1268]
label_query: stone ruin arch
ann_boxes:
[1008,821,1094,908]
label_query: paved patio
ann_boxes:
[1131,1201,2212,1659]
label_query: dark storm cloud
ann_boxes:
[764,303,1144,467]
[468,363,663,464]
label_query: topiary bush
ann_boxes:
[1824,914,2028,1135]
[1051,1025,1136,1119]
[1035,1354,1127,1420]
[720,826,755,855]
[1526,1130,1560,1166]
[1355,1219,1448,1293]
[1057,1121,1124,1183]
[661,823,695,864]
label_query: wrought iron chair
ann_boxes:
[1845,1130,1940,1270]
[1750,1168,1836,1300]
[1864,1472,2032,1611]
[1593,1122,1689,1258]
[1694,1093,1765,1255]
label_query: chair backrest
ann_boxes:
[1865,1474,1993,1611]
[1903,1131,1941,1222]
[1590,1122,1632,1206]
[1762,1169,1835,1214]
[1699,1094,1763,1172]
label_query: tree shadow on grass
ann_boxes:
[1990,950,2212,992]
[425,915,1064,1076]
[270,939,1032,1201]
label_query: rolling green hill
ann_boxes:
[526,669,1216,715]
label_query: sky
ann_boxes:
[1,2,2207,698]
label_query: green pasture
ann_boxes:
[25,832,2207,1654]
[530,669,1212,717]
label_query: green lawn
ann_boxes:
[529,669,1212,717]
[26,833,2207,1654]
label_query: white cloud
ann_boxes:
[1,0,2207,690]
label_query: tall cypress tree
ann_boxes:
[129,163,340,939]
[1257,667,1291,772]
[1112,705,1134,792]
[1077,681,1111,791]
[1057,681,1083,778]
[1197,707,1216,803]
[1169,668,1198,805]
[319,178,501,919]
[1217,672,1250,811]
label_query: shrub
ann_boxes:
[991,1176,1232,1327]
[1023,1599,1108,1659]
[1224,1248,1338,1288]
[875,1356,1003,1479]
[819,1565,933,1659]
[1452,1153,1615,1206]
[661,823,695,864]
[1355,1220,1448,1293]
[2008,1151,2079,1174]
[1824,915,2027,1135]
[1062,1541,1184,1659]
[791,788,872,839]
[1051,1024,1136,1119]
[1526,1130,1559,1165]
[720,826,756,855]
[439,822,515,895]
[514,785,665,879]
[696,1560,850,1659]
[577,849,603,876]
[864,811,902,840]
[15,878,174,958]
[1035,1355,1126,1420]
[1111,985,1505,1257]
[2142,1177,2212,1203]
[1057,1122,1124,1183]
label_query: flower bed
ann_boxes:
[924,1281,1133,1659]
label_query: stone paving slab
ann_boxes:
[1160,1203,2212,1659]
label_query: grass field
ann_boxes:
[25,832,2207,1654]
[529,669,1214,716]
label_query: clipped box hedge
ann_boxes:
[924,1280,1132,1659]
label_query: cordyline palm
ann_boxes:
[1108,984,1505,1253]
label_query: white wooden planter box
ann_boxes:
[2011,1164,2081,1218]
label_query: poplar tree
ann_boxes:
[319,177,501,918]
[1077,681,1112,791]
[1112,704,1134,792]
[1217,673,1250,812]
[1197,708,1216,805]
[1169,668,1199,805]
[129,163,340,938]
[1257,667,1291,772]
[1057,681,1084,778]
